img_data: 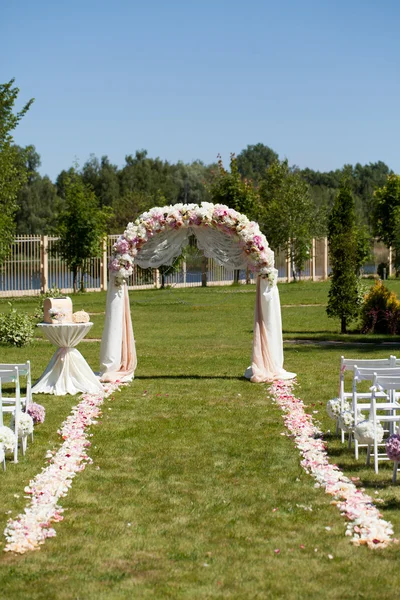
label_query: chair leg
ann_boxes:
[355,437,359,460]
[366,445,371,466]
[13,440,18,464]
[374,437,379,474]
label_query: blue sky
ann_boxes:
[2,0,399,181]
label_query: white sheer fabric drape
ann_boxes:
[244,277,296,382]
[135,229,189,268]
[135,227,248,270]
[100,273,137,382]
[194,228,248,269]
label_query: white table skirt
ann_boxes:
[32,323,104,396]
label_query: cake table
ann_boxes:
[32,322,104,396]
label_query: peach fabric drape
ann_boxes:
[100,273,137,382]
[246,277,295,382]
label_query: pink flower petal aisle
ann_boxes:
[270,380,395,549]
[3,382,122,554]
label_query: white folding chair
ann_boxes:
[0,361,32,410]
[0,361,33,443]
[0,367,24,463]
[338,356,396,442]
[366,374,400,474]
[352,366,400,459]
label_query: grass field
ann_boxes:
[1,281,400,599]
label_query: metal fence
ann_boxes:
[0,235,392,297]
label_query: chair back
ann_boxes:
[0,362,30,376]
[354,366,400,383]
[373,374,400,392]
[340,356,396,397]
[341,356,396,372]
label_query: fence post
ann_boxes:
[311,238,316,281]
[322,237,328,280]
[100,237,108,291]
[286,250,291,283]
[389,247,393,277]
[40,235,49,293]
[154,269,160,289]
[182,259,187,287]
[201,256,208,287]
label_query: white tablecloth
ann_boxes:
[32,323,104,396]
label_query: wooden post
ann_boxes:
[311,238,316,281]
[286,250,291,283]
[201,256,208,287]
[40,235,48,293]
[100,236,108,291]
[183,259,187,287]
[154,269,161,289]
[322,237,328,280]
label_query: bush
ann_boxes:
[0,306,35,346]
[360,280,400,334]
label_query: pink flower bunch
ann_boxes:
[113,238,130,254]
[27,402,46,424]
[270,380,395,550]
[3,382,122,554]
[386,434,400,462]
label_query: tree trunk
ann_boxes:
[161,272,165,289]
[73,268,77,294]
[80,270,85,292]
[234,269,240,284]
[341,316,347,334]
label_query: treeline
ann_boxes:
[14,143,392,235]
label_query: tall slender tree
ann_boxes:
[53,172,112,292]
[258,159,321,280]
[0,79,33,262]
[326,182,359,333]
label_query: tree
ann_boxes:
[236,143,278,183]
[208,153,259,219]
[258,159,321,280]
[173,160,213,205]
[372,174,400,272]
[208,153,260,282]
[53,172,111,292]
[0,79,33,262]
[15,146,63,234]
[326,182,359,333]
[81,154,120,208]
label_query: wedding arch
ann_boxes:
[99,202,295,383]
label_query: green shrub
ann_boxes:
[0,307,35,346]
[360,280,400,334]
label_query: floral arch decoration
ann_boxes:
[99,203,295,384]
[109,202,277,287]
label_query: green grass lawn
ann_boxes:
[1,282,400,599]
